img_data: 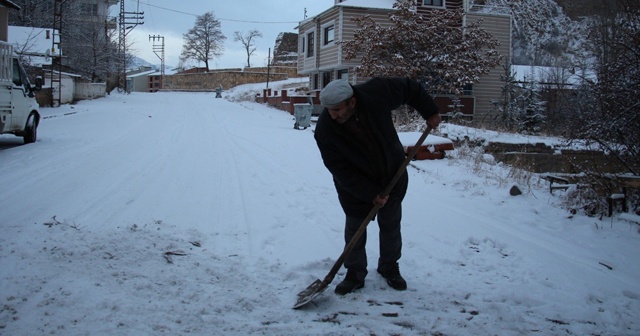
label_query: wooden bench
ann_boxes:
[541,174,596,194]
[541,174,572,194]
[606,176,640,216]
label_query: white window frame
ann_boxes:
[321,22,336,47]
[305,30,315,58]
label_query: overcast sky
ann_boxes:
[123,0,334,70]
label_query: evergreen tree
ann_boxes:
[514,80,546,135]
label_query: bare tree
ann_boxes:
[8,0,54,28]
[59,16,118,83]
[342,1,502,95]
[572,4,640,175]
[233,29,262,68]
[180,11,226,71]
[9,0,120,87]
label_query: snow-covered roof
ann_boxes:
[298,0,395,26]
[127,70,157,78]
[336,0,395,10]
[511,65,596,87]
[45,70,82,78]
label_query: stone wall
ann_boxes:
[163,71,289,91]
[244,66,302,79]
[485,142,554,154]
[486,142,631,173]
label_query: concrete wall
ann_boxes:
[75,82,106,100]
[44,76,75,104]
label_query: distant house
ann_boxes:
[178,67,209,74]
[511,64,596,119]
[126,66,157,93]
[511,65,594,89]
[148,72,162,92]
[296,0,512,123]
[41,70,81,104]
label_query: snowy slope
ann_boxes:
[0,81,638,335]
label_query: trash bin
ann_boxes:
[293,103,312,130]
[215,87,222,98]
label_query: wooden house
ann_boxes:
[296,0,511,123]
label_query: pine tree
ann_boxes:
[515,80,546,135]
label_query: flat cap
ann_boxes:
[320,80,354,107]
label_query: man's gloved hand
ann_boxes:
[373,194,389,208]
[427,113,442,129]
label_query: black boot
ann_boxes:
[334,271,365,295]
[378,264,407,290]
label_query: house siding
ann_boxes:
[318,12,340,70]
[297,1,511,124]
[466,12,511,124]
[298,7,393,85]
[340,8,392,85]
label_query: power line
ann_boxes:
[136,1,299,24]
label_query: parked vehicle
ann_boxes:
[0,40,42,144]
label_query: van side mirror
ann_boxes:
[34,76,43,91]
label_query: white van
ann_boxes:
[0,40,42,144]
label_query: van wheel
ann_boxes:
[23,114,37,144]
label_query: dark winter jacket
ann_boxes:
[314,77,439,218]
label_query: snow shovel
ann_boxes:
[293,125,433,309]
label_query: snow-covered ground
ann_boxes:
[1,80,638,335]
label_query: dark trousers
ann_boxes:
[343,195,403,281]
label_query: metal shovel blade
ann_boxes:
[292,279,328,309]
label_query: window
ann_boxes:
[306,32,315,57]
[337,69,349,82]
[423,0,444,7]
[12,59,22,87]
[323,25,335,45]
[301,36,305,54]
[463,83,473,96]
[322,72,332,87]
[80,3,98,15]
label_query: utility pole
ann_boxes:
[266,48,271,89]
[118,0,144,92]
[149,35,165,90]
[51,0,63,107]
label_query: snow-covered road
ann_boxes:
[1,85,638,335]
